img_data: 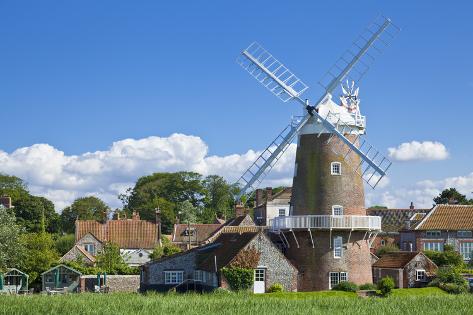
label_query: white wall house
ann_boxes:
[253,187,291,226]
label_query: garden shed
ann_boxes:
[41,265,82,293]
[0,268,29,294]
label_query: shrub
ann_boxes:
[439,282,469,294]
[359,283,377,290]
[424,247,465,268]
[267,283,284,293]
[376,244,399,257]
[221,267,254,291]
[332,281,358,292]
[428,266,469,294]
[377,276,395,296]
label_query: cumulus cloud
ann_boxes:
[0,134,296,210]
[387,141,449,161]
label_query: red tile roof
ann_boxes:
[372,252,420,268]
[415,205,473,230]
[75,219,158,249]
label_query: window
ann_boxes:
[194,270,204,282]
[460,242,473,260]
[83,243,96,255]
[278,209,286,217]
[184,228,195,236]
[329,272,348,289]
[164,271,184,284]
[332,205,343,216]
[254,269,265,282]
[416,269,426,281]
[425,231,441,238]
[423,242,443,252]
[380,239,386,246]
[331,162,341,175]
[457,231,473,238]
[333,236,343,258]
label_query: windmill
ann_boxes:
[235,16,400,291]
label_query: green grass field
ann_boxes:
[1,288,471,315]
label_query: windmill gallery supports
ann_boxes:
[235,16,400,291]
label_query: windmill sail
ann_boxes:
[237,42,309,102]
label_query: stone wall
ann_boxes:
[80,275,140,292]
[404,253,437,288]
[77,233,103,254]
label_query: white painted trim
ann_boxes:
[415,205,438,230]
[330,162,342,175]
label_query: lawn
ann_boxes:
[0,288,471,315]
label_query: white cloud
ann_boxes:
[0,134,296,211]
[388,141,449,161]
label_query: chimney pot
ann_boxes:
[409,202,414,210]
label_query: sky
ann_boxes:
[0,1,472,211]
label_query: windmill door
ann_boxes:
[254,269,265,294]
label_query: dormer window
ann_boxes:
[184,228,195,236]
[331,162,341,175]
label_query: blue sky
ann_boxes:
[0,1,472,210]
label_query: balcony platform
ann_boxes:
[270,215,381,232]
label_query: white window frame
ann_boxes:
[83,243,96,255]
[254,269,265,282]
[459,242,473,261]
[333,236,343,258]
[425,230,441,238]
[164,271,184,284]
[457,231,473,238]
[278,209,286,217]
[380,239,386,246]
[331,162,342,175]
[416,269,426,281]
[423,242,443,252]
[332,205,344,216]
[329,272,348,289]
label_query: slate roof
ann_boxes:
[372,252,420,269]
[172,224,222,244]
[197,232,258,272]
[367,208,429,232]
[75,219,158,249]
[255,187,292,207]
[415,205,473,230]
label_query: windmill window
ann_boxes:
[331,162,341,175]
[333,236,343,258]
[332,205,344,216]
[329,272,348,289]
[380,239,386,246]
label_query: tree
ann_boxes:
[95,242,129,274]
[15,195,60,233]
[177,200,197,223]
[54,234,76,256]
[424,244,464,268]
[0,174,29,203]
[0,206,24,271]
[377,276,395,296]
[202,175,236,221]
[434,188,472,205]
[20,232,59,284]
[149,237,181,260]
[60,196,110,233]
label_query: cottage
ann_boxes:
[400,204,473,261]
[372,252,437,288]
[0,268,29,294]
[61,211,160,266]
[141,228,298,293]
[41,265,82,292]
[253,187,291,226]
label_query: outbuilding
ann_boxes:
[0,268,29,294]
[41,265,82,292]
[372,251,437,288]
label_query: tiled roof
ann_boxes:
[75,219,158,249]
[256,187,292,207]
[172,224,222,243]
[197,232,258,272]
[372,251,420,268]
[367,208,429,232]
[415,204,473,230]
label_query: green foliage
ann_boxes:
[267,283,284,293]
[376,244,399,257]
[332,281,358,292]
[429,266,469,294]
[149,237,182,260]
[54,234,76,256]
[60,196,110,233]
[424,247,464,268]
[201,175,237,221]
[438,282,469,294]
[0,206,24,271]
[368,205,388,209]
[177,200,197,223]
[434,188,473,205]
[377,276,395,296]
[95,243,135,275]
[19,232,59,283]
[221,267,254,291]
[358,283,377,290]
[0,174,29,203]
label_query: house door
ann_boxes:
[254,269,265,294]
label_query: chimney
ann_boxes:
[255,189,263,206]
[234,203,247,217]
[155,208,162,246]
[409,202,415,210]
[0,196,12,209]
[265,187,273,201]
[132,211,140,220]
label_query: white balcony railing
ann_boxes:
[270,215,381,232]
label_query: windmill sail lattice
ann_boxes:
[235,16,399,200]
